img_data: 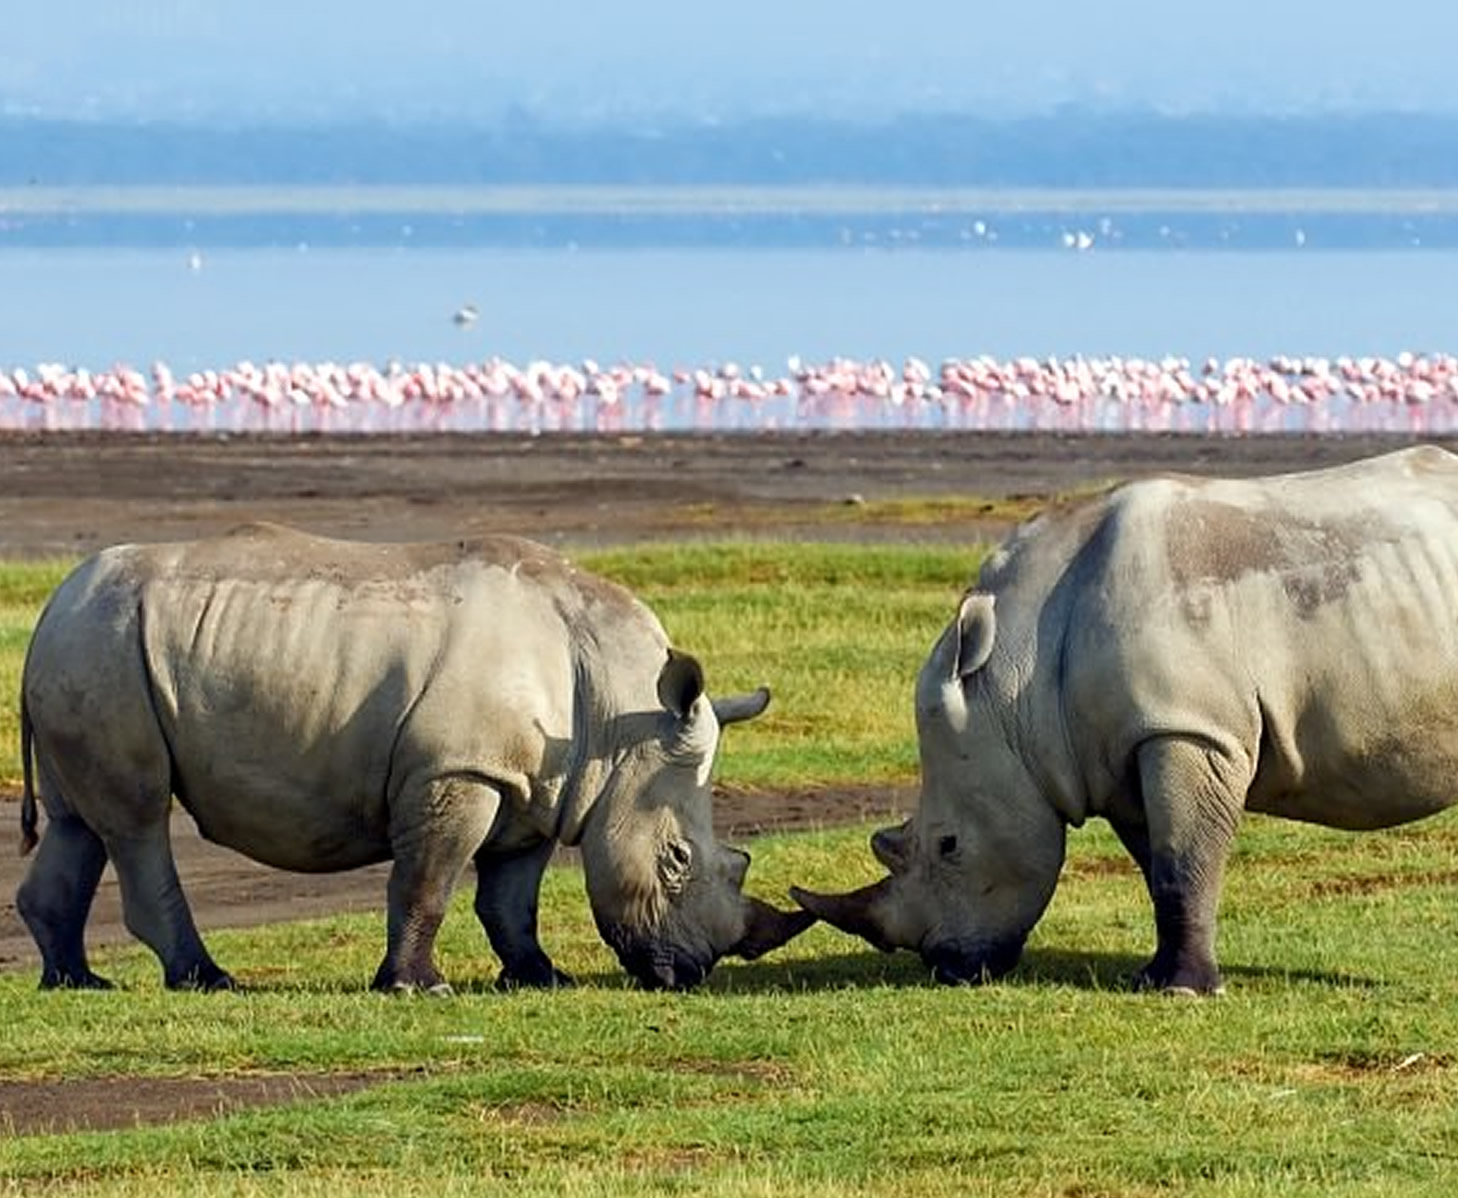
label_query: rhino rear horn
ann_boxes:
[731,896,816,960]
[790,879,899,954]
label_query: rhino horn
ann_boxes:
[790,878,900,953]
[731,895,817,960]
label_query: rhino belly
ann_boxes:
[171,764,393,873]
[162,681,400,872]
[1249,751,1458,831]
[1248,682,1458,831]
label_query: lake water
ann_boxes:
[4,245,1458,377]
[7,191,1458,437]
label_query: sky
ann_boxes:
[6,1,1458,122]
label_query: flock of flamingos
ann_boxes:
[2,351,1458,435]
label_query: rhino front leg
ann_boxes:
[107,824,234,990]
[1131,735,1247,996]
[15,814,113,990]
[373,776,499,996]
[474,838,572,989]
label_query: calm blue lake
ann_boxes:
[3,245,1458,375]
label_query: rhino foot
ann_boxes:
[1155,984,1226,999]
[1132,957,1224,997]
[168,963,237,992]
[380,980,455,998]
[39,969,114,992]
[496,965,575,991]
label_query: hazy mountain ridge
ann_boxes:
[6,110,1458,188]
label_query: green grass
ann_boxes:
[3,817,1458,1194]
[0,544,982,790]
[0,558,73,777]
[5,543,1458,1193]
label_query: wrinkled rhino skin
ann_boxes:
[16,522,809,993]
[798,445,1458,993]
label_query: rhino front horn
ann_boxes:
[731,896,817,961]
[790,879,898,954]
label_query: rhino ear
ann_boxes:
[952,592,996,681]
[657,650,705,719]
[871,821,913,873]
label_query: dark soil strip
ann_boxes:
[0,1070,395,1136]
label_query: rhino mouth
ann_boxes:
[923,936,1026,986]
[595,917,712,991]
[614,942,711,992]
[598,896,812,990]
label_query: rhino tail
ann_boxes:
[19,694,37,857]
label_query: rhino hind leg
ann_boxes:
[106,826,235,991]
[1130,735,1246,997]
[15,814,114,990]
[372,776,501,996]
[474,838,573,990]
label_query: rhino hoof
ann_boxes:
[168,965,237,992]
[1132,961,1225,997]
[497,966,575,991]
[1155,982,1226,999]
[39,970,114,991]
[383,980,455,998]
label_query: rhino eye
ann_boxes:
[938,834,959,857]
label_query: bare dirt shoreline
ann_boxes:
[0,428,1437,1134]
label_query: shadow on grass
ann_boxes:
[687,944,1382,996]
[233,947,1380,999]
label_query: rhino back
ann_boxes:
[1031,447,1458,829]
[30,525,661,868]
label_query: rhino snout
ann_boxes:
[616,942,711,991]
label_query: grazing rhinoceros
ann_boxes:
[795,445,1458,994]
[17,522,811,993]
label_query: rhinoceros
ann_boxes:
[795,445,1458,993]
[16,522,811,993]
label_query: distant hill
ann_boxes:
[5,110,1458,188]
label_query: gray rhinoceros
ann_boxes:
[17,522,811,993]
[796,445,1458,993]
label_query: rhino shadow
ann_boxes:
[636,946,1382,996]
[1011,947,1380,994]
[232,945,1378,996]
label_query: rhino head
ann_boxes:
[792,592,1067,983]
[580,650,814,990]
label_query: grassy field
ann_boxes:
[3,544,1458,1194]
